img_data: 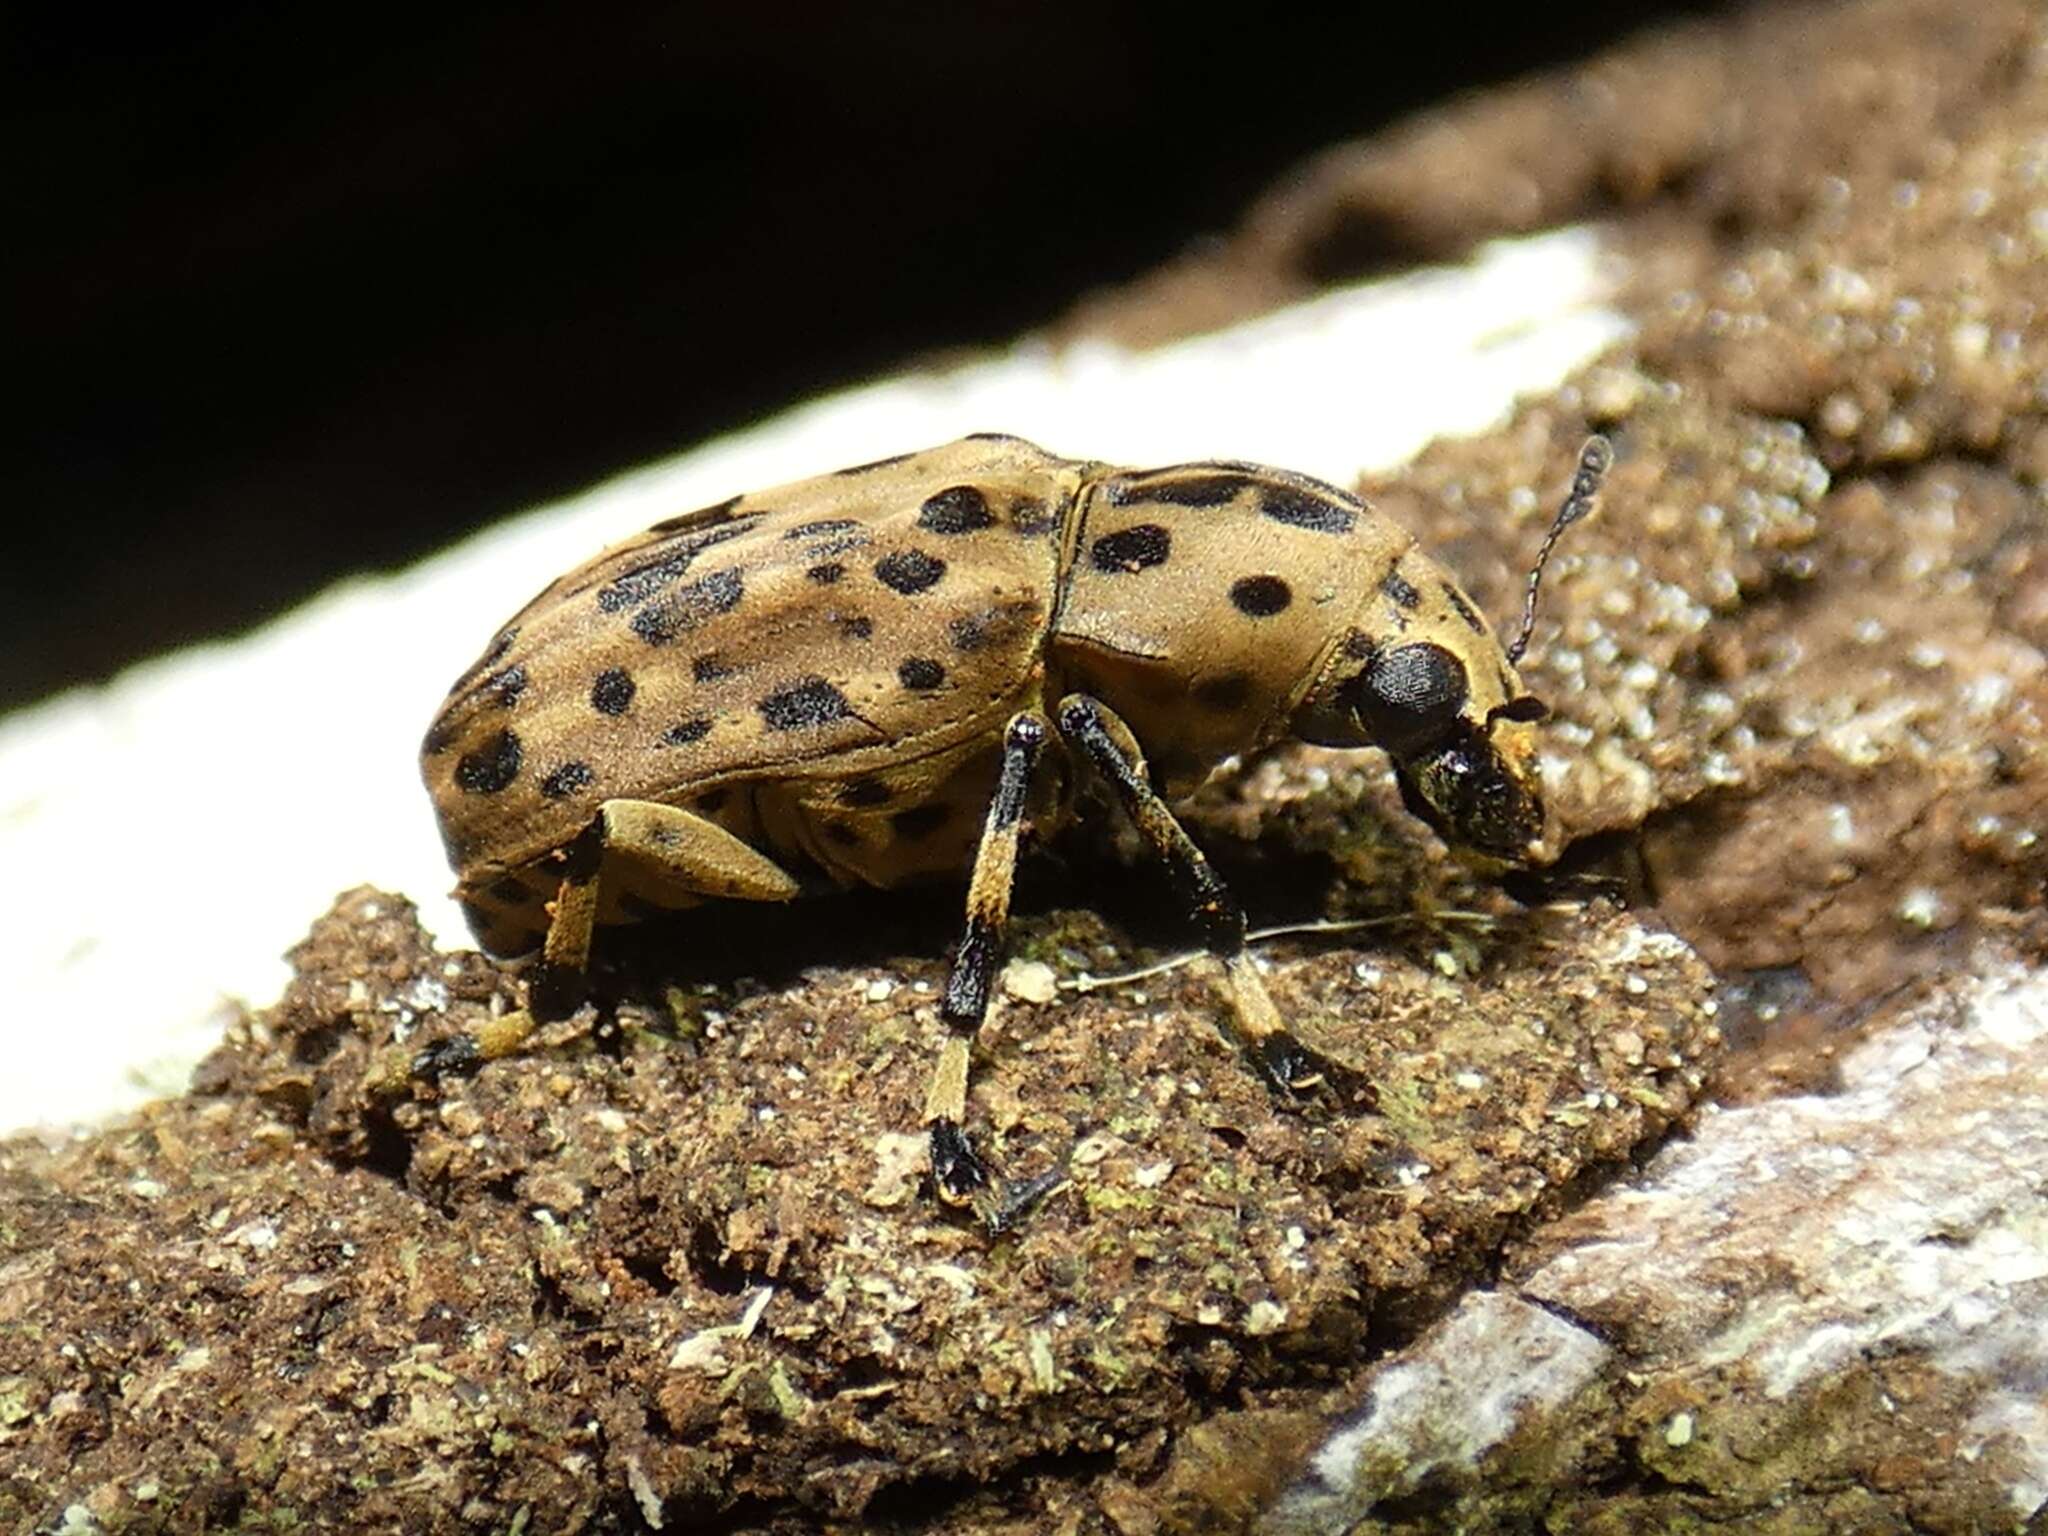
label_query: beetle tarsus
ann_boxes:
[1249,1030,1374,1111]
[1248,1031,1326,1094]
[931,1119,1067,1236]
[929,1118,992,1205]
[411,1033,483,1081]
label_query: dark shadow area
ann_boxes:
[582,810,1350,1008]
[8,0,1748,706]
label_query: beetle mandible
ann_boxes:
[420,432,1611,1223]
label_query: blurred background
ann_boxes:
[6,0,1736,708]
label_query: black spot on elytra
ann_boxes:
[759,677,852,730]
[485,874,532,906]
[1381,568,1422,610]
[1090,523,1172,573]
[599,553,690,613]
[1193,672,1254,711]
[807,563,845,585]
[838,777,891,807]
[1261,485,1355,534]
[662,717,712,746]
[455,729,523,794]
[596,518,759,612]
[448,627,519,693]
[831,453,915,477]
[891,804,950,841]
[898,657,946,690]
[918,486,994,535]
[1107,470,1250,508]
[1230,575,1292,617]
[1444,583,1488,634]
[1010,496,1058,535]
[785,517,864,541]
[489,664,527,708]
[693,653,737,683]
[589,668,635,715]
[874,549,947,595]
[541,761,595,799]
[647,496,743,535]
[948,601,1036,653]
[838,615,875,640]
[633,569,744,644]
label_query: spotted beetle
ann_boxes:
[420,433,1611,1224]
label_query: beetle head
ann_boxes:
[1294,628,1551,862]
[1289,435,1611,865]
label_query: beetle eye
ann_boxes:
[1353,642,1470,754]
[1488,695,1549,725]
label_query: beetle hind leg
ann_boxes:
[414,798,800,1080]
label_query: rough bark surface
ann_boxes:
[1,890,1714,1533]
[1263,942,2048,1535]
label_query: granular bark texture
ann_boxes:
[1,889,1713,1533]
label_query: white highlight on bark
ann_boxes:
[1302,1292,1608,1501]
[1537,965,2048,1519]
[1277,961,2048,1527]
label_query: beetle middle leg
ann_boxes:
[415,798,801,1078]
[926,711,1051,1219]
[1054,692,1332,1094]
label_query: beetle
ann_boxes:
[419,432,1610,1223]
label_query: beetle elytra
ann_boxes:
[420,433,1611,1226]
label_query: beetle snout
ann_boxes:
[1395,725,1549,866]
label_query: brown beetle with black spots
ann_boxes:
[420,432,1611,1227]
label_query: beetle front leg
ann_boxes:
[410,824,603,1078]
[926,711,1049,1220]
[1053,692,1328,1093]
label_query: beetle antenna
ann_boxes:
[1507,434,1612,664]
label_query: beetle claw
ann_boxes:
[981,1166,1070,1237]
